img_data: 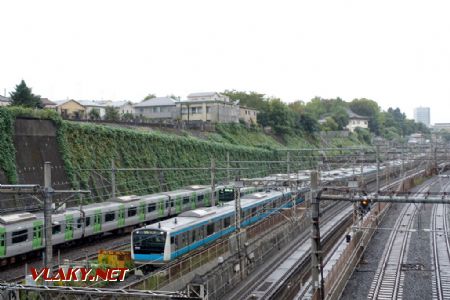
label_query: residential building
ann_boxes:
[134,97,179,120]
[433,123,450,132]
[239,106,258,125]
[40,98,57,109]
[78,100,108,118]
[0,95,11,106]
[187,92,231,102]
[55,100,86,119]
[408,133,426,144]
[413,107,430,127]
[93,100,134,116]
[178,92,239,123]
[345,109,369,132]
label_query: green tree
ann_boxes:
[321,117,339,131]
[331,107,349,130]
[295,112,319,134]
[104,106,120,121]
[10,80,43,108]
[349,98,381,134]
[88,109,100,120]
[223,90,268,111]
[122,112,134,121]
[143,94,157,101]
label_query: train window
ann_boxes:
[77,218,82,228]
[52,225,61,235]
[148,203,156,213]
[191,230,196,242]
[251,207,257,216]
[183,197,190,205]
[128,207,137,217]
[12,229,28,244]
[224,217,231,228]
[206,223,214,236]
[171,236,175,245]
[105,212,115,222]
[197,195,204,202]
[165,200,170,208]
[85,216,91,227]
[170,200,175,208]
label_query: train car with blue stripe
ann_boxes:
[131,188,305,265]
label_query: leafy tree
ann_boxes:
[355,128,372,144]
[10,80,43,108]
[349,98,381,135]
[122,112,134,121]
[321,117,339,131]
[143,94,156,101]
[104,106,120,121]
[331,107,349,130]
[295,112,319,134]
[88,109,100,120]
[257,98,294,133]
[223,90,268,111]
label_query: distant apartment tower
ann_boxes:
[413,107,430,127]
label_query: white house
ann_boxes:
[78,100,108,118]
[345,109,369,132]
[0,95,11,106]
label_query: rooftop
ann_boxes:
[134,97,177,107]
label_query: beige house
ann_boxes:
[178,92,239,123]
[55,100,86,119]
[239,106,258,125]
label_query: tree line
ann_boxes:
[223,90,430,139]
[5,80,430,141]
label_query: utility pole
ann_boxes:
[111,159,116,199]
[226,152,230,183]
[43,162,53,275]
[376,144,380,195]
[310,170,323,300]
[210,158,216,206]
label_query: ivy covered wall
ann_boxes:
[59,122,279,202]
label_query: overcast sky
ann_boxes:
[1,0,449,123]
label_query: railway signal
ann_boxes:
[359,198,371,215]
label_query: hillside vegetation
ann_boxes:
[0,107,367,203]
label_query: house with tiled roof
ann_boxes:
[345,108,369,132]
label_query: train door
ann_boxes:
[191,192,197,210]
[138,202,145,222]
[94,210,102,233]
[65,215,74,241]
[158,199,165,217]
[176,196,182,214]
[0,227,6,256]
[118,205,125,227]
[203,193,210,206]
[32,220,43,249]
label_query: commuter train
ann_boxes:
[0,184,261,265]
[0,158,413,265]
[131,188,304,265]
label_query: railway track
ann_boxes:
[224,202,352,300]
[431,179,450,300]
[367,181,436,300]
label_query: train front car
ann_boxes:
[131,227,170,266]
